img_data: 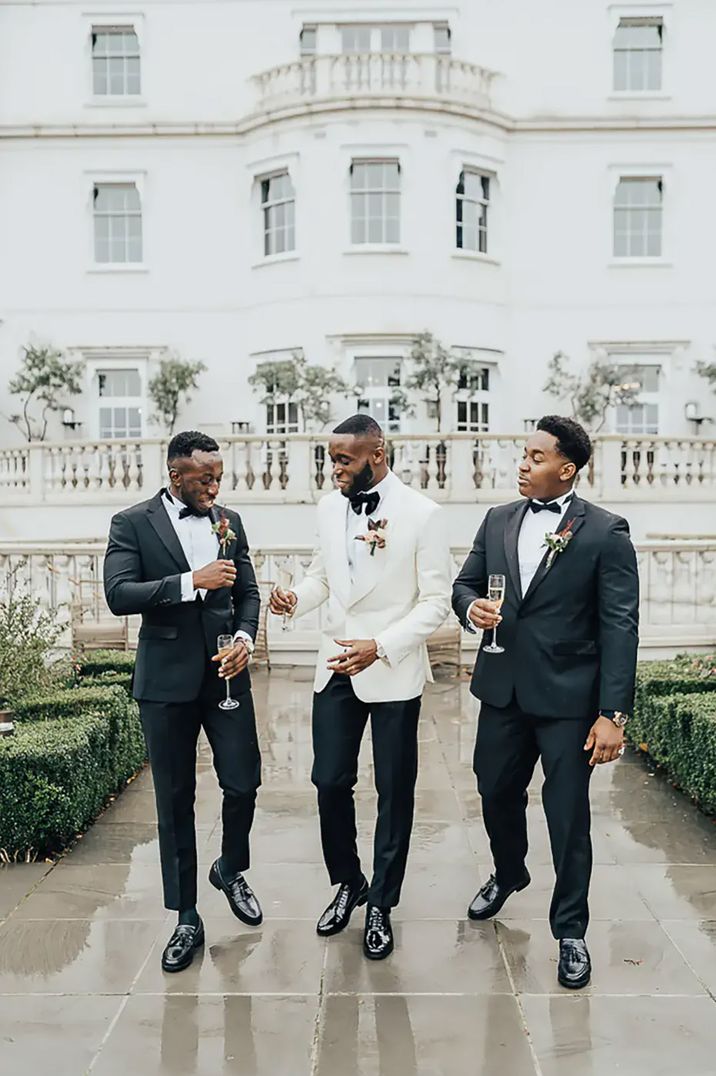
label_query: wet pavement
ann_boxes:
[2,670,716,1075]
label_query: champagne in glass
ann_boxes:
[277,562,295,633]
[217,634,240,711]
[483,574,506,655]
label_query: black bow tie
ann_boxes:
[528,496,573,514]
[178,504,210,520]
[350,490,380,516]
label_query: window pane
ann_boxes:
[434,25,451,53]
[300,26,317,54]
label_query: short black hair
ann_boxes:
[536,415,592,471]
[167,430,220,464]
[332,413,384,440]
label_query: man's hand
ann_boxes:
[212,640,250,678]
[193,560,237,591]
[584,716,624,766]
[468,599,503,631]
[328,639,378,676]
[269,586,297,616]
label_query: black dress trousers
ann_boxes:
[311,673,421,910]
[140,657,261,911]
[474,699,594,940]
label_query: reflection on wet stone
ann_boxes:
[2,672,716,1073]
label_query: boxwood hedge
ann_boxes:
[629,654,716,815]
[0,661,145,860]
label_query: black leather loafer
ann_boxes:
[467,870,531,920]
[209,860,263,926]
[161,917,205,973]
[558,938,592,989]
[317,875,369,937]
[363,904,394,961]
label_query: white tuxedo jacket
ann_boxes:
[292,472,452,702]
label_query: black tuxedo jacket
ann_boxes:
[452,495,639,719]
[103,490,260,703]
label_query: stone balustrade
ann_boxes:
[251,52,497,114]
[0,434,714,509]
[2,540,714,659]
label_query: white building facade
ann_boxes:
[0,0,715,548]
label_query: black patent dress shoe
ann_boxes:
[209,860,263,926]
[467,869,531,920]
[161,917,205,973]
[363,904,394,961]
[558,938,592,989]
[317,875,369,937]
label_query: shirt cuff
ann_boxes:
[374,638,391,666]
[464,600,479,634]
[180,571,196,602]
[233,630,254,653]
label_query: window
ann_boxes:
[458,366,490,393]
[261,172,296,256]
[92,26,141,96]
[456,365,490,431]
[456,171,490,253]
[266,401,299,434]
[613,177,662,257]
[341,25,372,53]
[457,401,489,432]
[615,364,660,434]
[300,26,317,55]
[97,368,142,439]
[380,25,411,52]
[434,24,452,54]
[613,17,663,92]
[355,357,402,432]
[93,183,143,263]
[350,160,400,245]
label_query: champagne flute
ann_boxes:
[277,562,295,633]
[483,574,505,655]
[217,634,240,711]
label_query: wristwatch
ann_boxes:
[235,633,255,656]
[600,710,628,728]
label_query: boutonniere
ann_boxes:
[543,518,576,570]
[212,512,236,555]
[355,518,388,557]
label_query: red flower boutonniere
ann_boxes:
[212,513,236,555]
[355,518,388,557]
[543,518,576,570]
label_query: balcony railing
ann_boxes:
[0,434,714,506]
[1,541,713,658]
[251,53,497,114]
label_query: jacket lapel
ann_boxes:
[348,473,400,608]
[504,501,529,603]
[326,495,352,606]
[521,494,586,606]
[147,490,191,573]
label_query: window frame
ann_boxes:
[612,15,663,93]
[84,14,145,108]
[91,24,141,97]
[354,354,404,433]
[456,169,490,254]
[613,175,663,259]
[260,170,297,257]
[92,181,144,265]
[349,158,402,246]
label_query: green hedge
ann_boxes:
[0,683,146,859]
[628,654,716,815]
[73,649,135,681]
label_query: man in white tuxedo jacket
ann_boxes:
[270,414,452,959]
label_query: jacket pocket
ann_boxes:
[553,639,598,656]
[139,625,179,640]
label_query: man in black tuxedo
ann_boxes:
[452,416,639,989]
[104,430,263,972]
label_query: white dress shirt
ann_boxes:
[162,490,251,650]
[162,489,218,601]
[517,488,575,595]
[345,471,393,584]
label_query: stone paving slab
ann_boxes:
[1,672,716,1075]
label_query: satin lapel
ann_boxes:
[521,495,586,606]
[504,501,529,604]
[348,476,400,609]
[327,495,351,606]
[147,490,191,573]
